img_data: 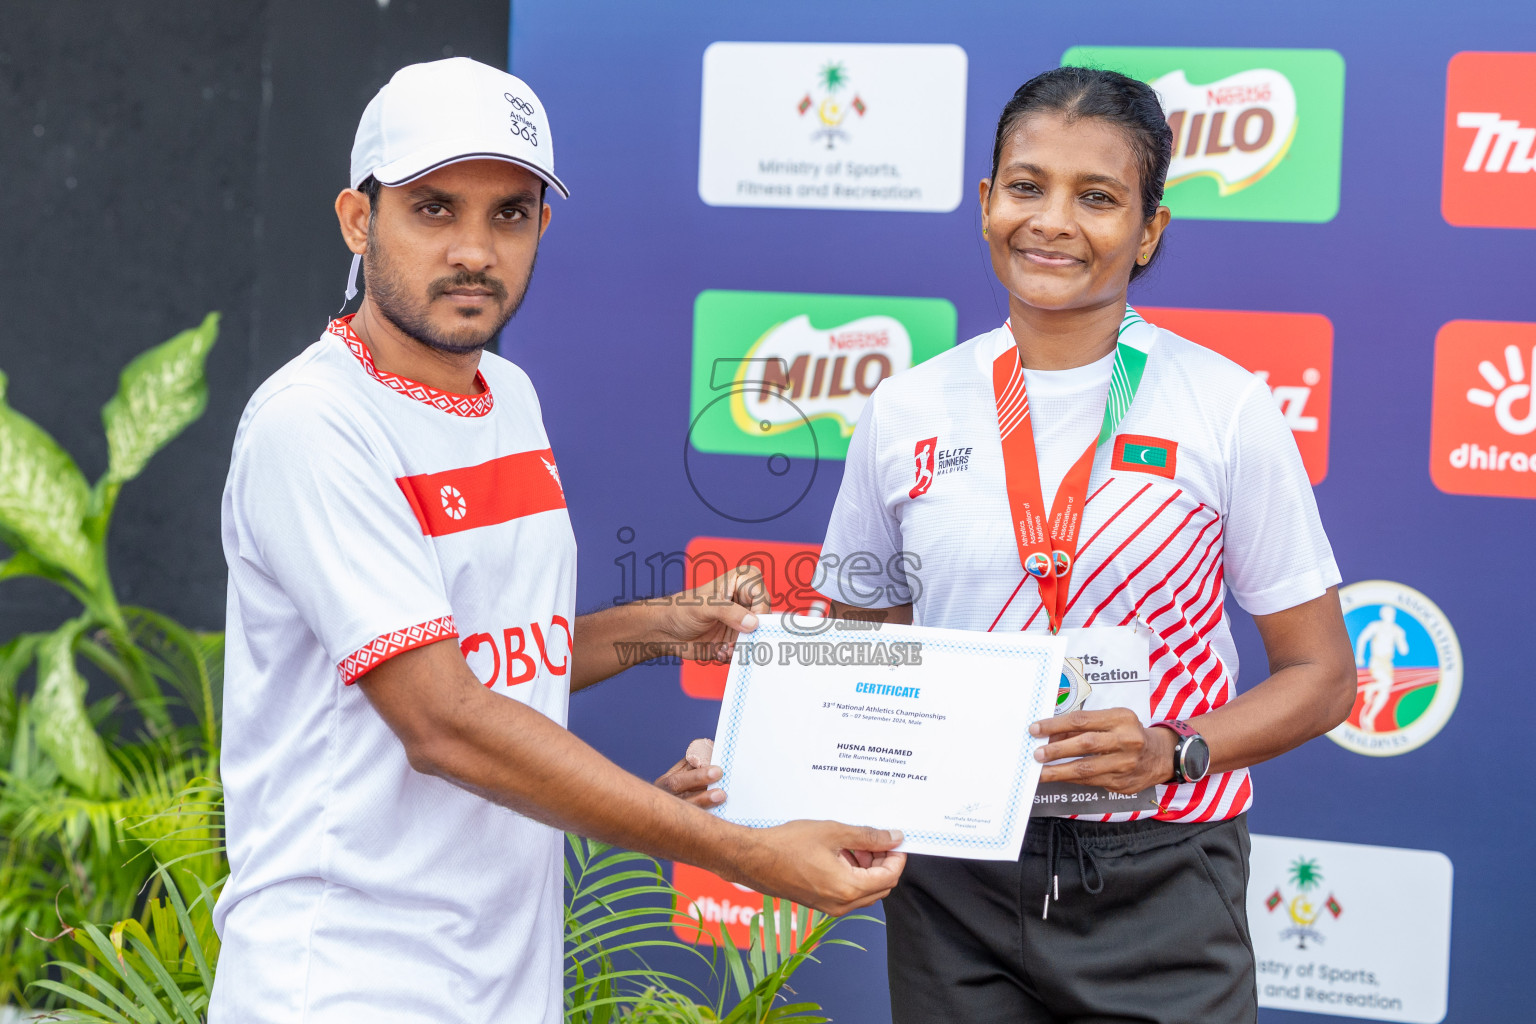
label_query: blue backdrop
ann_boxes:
[505,3,1536,1020]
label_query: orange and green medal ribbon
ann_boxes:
[992,306,1157,634]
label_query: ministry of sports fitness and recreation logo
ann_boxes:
[1263,856,1343,949]
[689,290,956,463]
[698,42,967,212]
[1061,46,1345,223]
[1442,51,1536,229]
[797,60,866,150]
[1329,581,1462,757]
[1139,307,1333,483]
[1430,319,1536,499]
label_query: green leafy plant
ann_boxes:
[37,831,875,1022]
[0,313,224,1007]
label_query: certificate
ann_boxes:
[708,619,1066,860]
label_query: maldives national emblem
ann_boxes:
[1264,856,1343,949]
[798,60,867,149]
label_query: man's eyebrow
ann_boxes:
[494,190,542,208]
[403,185,460,205]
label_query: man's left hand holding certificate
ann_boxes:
[705,619,1067,861]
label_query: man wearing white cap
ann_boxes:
[210,58,905,1023]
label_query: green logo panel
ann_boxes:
[1061,46,1345,223]
[690,290,956,460]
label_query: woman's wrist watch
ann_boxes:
[1150,720,1211,784]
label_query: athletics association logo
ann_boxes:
[1062,46,1344,222]
[1329,581,1462,757]
[797,60,866,150]
[1263,856,1343,949]
[1442,51,1536,229]
[1431,319,1536,499]
[1024,552,1052,579]
[1140,306,1333,484]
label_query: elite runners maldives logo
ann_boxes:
[1139,307,1333,483]
[1431,320,1536,499]
[1263,856,1343,949]
[1442,52,1536,229]
[1329,581,1462,757]
[1062,47,1345,222]
[690,290,956,461]
[910,437,937,498]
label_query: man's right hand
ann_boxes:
[732,820,906,917]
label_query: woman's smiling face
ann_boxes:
[981,111,1168,315]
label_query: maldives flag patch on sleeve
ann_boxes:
[1111,434,1178,479]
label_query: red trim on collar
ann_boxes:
[329,315,494,418]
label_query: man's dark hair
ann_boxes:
[989,67,1174,280]
[359,175,383,227]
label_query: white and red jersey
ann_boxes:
[211,317,577,1023]
[818,321,1339,824]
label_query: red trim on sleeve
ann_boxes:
[339,616,459,684]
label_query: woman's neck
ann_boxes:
[1007,295,1127,371]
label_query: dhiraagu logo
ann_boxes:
[1061,46,1345,222]
[690,290,956,459]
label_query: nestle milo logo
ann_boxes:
[690,290,955,461]
[1062,46,1345,223]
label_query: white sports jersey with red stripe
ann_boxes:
[212,317,577,1024]
[818,319,1339,824]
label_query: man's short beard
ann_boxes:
[362,224,536,356]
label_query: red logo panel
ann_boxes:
[909,436,937,498]
[1442,52,1536,229]
[1430,320,1536,499]
[671,862,812,951]
[679,537,824,700]
[1139,307,1333,484]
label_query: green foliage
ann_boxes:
[566,835,876,1024]
[39,835,876,1023]
[0,315,222,1008]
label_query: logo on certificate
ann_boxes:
[1329,581,1462,757]
[689,290,956,461]
[1430,319,1536,499]
[699,41,967,212]
[1063,46,1344,222]
[1139,306,1333,483]
[1442,51,1536,229]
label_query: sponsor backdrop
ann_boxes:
[507,3,1534,1022]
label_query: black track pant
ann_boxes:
[884,814,1257,1024]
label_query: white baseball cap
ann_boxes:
[349,57,570,198]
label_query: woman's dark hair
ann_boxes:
[989,66,1174,280]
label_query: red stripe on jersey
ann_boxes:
[1062,490,1182,616]
[397,448,567,538]
[1082,504,1210,626]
